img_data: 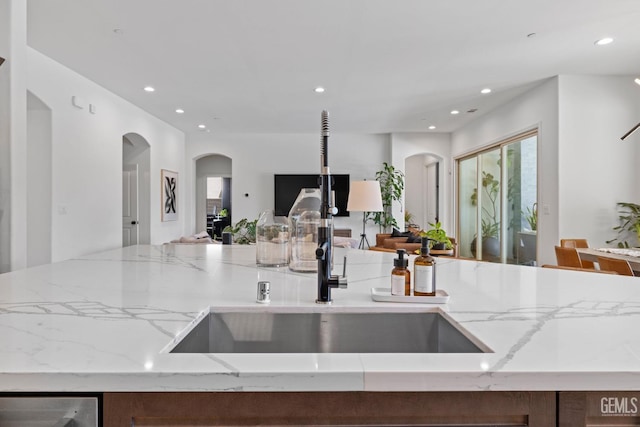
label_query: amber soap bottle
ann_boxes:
[391,249,410,296]
[414,237,436,296]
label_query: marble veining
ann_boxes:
[1,244,640,392]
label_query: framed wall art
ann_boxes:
[161,169,178,221]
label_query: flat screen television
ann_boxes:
[274,174,350,217]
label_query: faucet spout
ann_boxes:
[315,110,347,304]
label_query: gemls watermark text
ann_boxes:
[601,397,638,416]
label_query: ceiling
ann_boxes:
[27,0,640,135]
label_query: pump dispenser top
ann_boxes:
[419,237,430,255]
[394,249,408,268]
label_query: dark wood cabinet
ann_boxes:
[104,391,555,426]
[559,391,640,426]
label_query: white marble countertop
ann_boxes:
[1,244,640,392]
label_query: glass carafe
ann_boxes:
[256,210,289,267]
[288,189,321,272]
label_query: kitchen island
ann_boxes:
[1,244,639,425]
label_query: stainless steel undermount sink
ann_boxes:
[168,309,491,354]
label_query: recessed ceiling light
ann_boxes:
[428,125,436,130]
[175,108,184,114]
[450,110,460,115]
[635,78,640,86]
[481,88,492,94]
[315,87,325,93]
[198,124,206,129]
[595,37,613,46]
[143,86,155,92]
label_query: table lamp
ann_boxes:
[347,180,383,249]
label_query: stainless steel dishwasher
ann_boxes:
[0,396,98,426]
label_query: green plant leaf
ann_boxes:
[608,202,640,247]
[371,162,404,232]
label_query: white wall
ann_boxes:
[27,92,52,267]
[557,75,640,248]
[390,133,453,235]
[0,0,13,272]
[186,133,390,241]
[4,0,28,272]
[27,48,185,262]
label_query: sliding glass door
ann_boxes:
[458,149,502,261]
[507,135,538,266]
[458,158,477,259]
[457,131,537,265]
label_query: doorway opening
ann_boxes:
[195,155,232,239]
[122,133,150,247]
[206,177,231,238]
[405,153,442,231]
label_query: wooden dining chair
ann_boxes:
[554,246,583,268]
[596,256,635,276]
[560,239,594,268]
[560,239,589,248]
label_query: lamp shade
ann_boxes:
[347,181,383,212]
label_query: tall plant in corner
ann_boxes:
[370,162,404,232]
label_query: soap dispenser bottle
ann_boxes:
[414,237,436,296]
[391,249,410,296]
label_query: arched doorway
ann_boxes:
[195,154,232,238]
[405,153,442,231]
[122,133,150,246]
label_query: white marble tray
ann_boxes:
[371,288,450,303]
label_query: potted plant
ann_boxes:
[421,221,453,250]
[607,202,640,248]
[404,210,418,230]
[523,202,537,231]
[370,162,404,233]
[223,218,257,244]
